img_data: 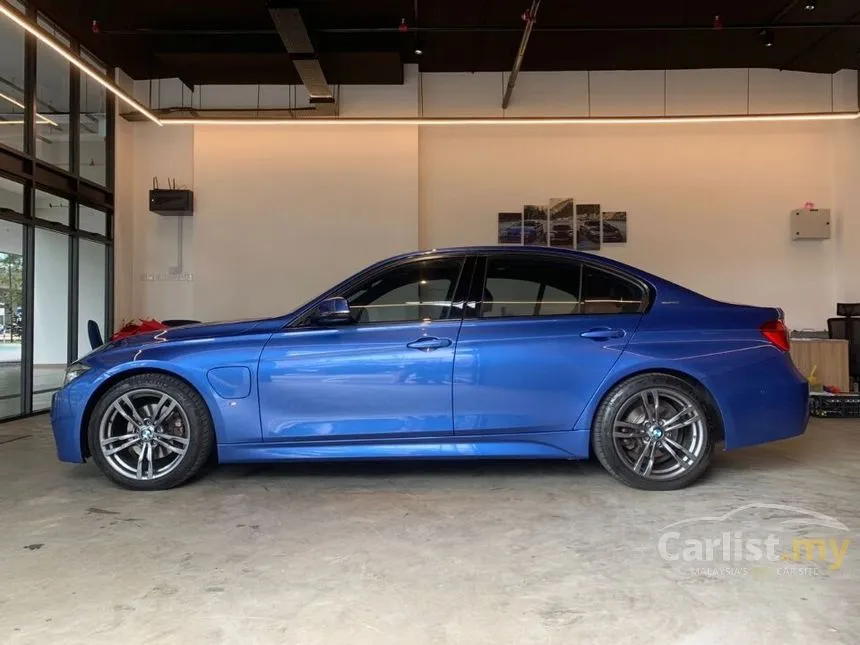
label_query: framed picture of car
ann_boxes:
[549,198,575,249]
[576,204,601,251]
[497,212,523,245]
[523,204,548,246]
[602,211,628,243]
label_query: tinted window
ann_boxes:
[582,266,646,314]
[345,258,464,324]
[481,257,581,318]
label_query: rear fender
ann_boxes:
[573,332,808,450]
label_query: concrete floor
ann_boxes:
[0,364,65,418]
[0,416,858,645]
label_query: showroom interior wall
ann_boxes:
[117,67,860,329]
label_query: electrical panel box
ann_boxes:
[149,189,193,216]
[791,208,830,240]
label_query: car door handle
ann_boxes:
[580,328,626,340]
[406,337,452,351]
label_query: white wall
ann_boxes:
[192,125,418,321]
[116,68,860,330]
[420,122,836,327]
[131,123,195,320]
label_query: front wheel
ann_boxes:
[88,373,214,491]
[591,374,715,490]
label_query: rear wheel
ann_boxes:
[591,373,715,490]
[88,373,214,491]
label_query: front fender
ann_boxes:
[83,359,261,446]
[59,334,270,462]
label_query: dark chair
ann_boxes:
[161,319,201,327]
[828,312,860,382]
[87,320,103,350]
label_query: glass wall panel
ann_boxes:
[35,15,72,172]
[0,0,27,153]
[0,2,114,420]
[79,204,107,235]
[79,50,107,186]
[0,187,24,418]
[33,228,69,411]
[78,239,106,358]
[34,189,70,226]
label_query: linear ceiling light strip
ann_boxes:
[161,112,860,126]
[0,91,58,125]
[0,3,162,125]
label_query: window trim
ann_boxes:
[289,254,470,330]
[470,251,650,322]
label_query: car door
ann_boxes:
[453,254,647,435]
[258,255,470,441]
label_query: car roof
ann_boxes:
[384,246,693,296]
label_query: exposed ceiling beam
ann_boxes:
[502,0,540,109]
[97,21,860,37]
[268,5,335,114]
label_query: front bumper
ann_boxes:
[50,386,86,463]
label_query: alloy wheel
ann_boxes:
[611,388,707,481]
[98,388,191,481]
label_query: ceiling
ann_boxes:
[23,0,860,85]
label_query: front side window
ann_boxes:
[481,256,581,318]
[344,258,464,324]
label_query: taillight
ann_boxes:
[761,320,790,352]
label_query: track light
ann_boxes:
[759,28,775,47]
[0,3,162,125]
[162,112,860,126]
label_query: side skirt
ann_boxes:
[217,430,590,463]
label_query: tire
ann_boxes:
[591,373,715,491]
[87,373,214,491]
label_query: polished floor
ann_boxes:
[0,415,858,645]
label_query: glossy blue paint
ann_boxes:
[207,366,252,399]
[218,429,591,462]
[258,320,461,440]
[50,246,808,469]
[453,313,641,434]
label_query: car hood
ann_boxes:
[100,318,274,351]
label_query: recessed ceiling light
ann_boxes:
[0,3,162,125]
[415,48,423,55]
[804,1,817,10]
[759,28,775,47]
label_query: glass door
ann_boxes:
[0,210,24,419]
[78,238,106,358]
[33,227,70,411]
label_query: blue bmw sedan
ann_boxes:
[51,247,809,491]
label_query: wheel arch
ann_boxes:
[79,367,215,459]
[585,367,725,443]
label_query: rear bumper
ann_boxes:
[705,351,809,450]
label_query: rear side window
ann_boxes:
[582,266,646,314]
[481,257,581,318]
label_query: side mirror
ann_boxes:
[313,297,353,324]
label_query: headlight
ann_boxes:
[63,362,91,386]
